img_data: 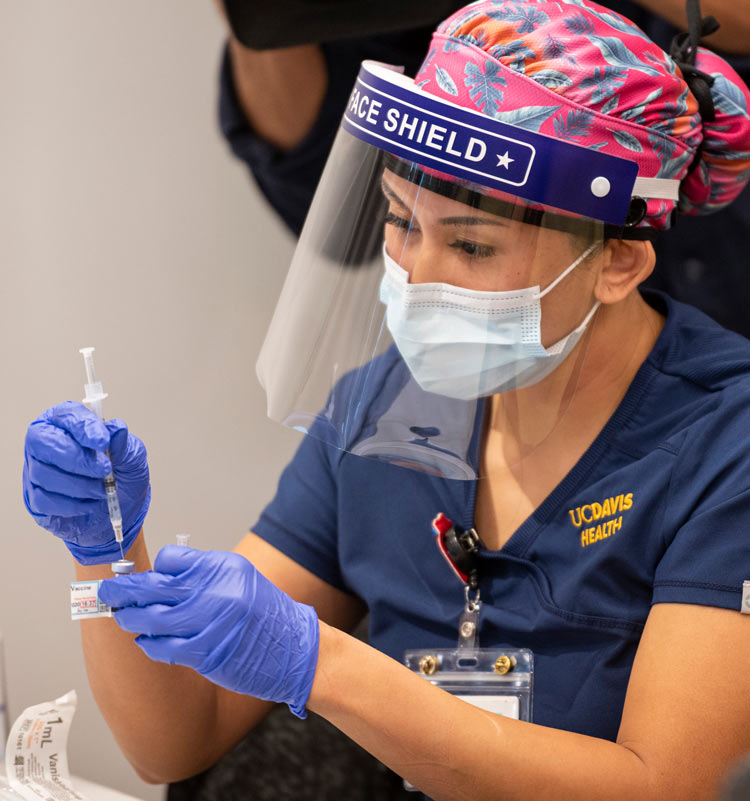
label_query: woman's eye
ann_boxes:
[384,211,416,231]
[450,240,495,259]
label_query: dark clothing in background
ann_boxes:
[218,27,444,237]
[222,0,463,50]
[219,2,750,336]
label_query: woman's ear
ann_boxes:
[594,239,655,304]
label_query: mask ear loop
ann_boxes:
[538,243,598,299]
[572,297,602,333]
[539,242,602,355]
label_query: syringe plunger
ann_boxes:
[79,347,97,384]
[79,347,108,420]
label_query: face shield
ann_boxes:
[257,62,678,480]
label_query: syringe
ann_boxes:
[79,347,126,563]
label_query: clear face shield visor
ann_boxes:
[257,62,677,480]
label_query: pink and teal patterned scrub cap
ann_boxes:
[414,0,750,230]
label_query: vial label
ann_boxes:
[70,581,111,620]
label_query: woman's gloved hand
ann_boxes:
[98,547,320,719]
[23,401,151,565]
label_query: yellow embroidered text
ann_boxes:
[568,493,634,548]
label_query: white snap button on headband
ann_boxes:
[590,177,611,197]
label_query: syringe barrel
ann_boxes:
[88,396,105,421]
[104,473,122,523]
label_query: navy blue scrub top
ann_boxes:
[253,291,750,742]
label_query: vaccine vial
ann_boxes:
[111,559,135,576]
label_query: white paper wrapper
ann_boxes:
[3,691,88,801]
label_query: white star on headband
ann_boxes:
[496,151,514,169]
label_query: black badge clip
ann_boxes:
[432,513,482,591]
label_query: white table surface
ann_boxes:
[0,769,146,801]
[71,775,147,801]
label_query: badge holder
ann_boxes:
[403,588,533,721]
[402,514,533,793]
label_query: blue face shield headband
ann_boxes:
[342,62,680,232]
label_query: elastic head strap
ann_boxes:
[669,0,720,123]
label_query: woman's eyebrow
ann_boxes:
[380,177,409,209]
[438,215,507,227]
[381,177,506,227]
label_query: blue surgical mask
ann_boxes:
[379,244,600,400]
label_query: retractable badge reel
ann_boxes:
[403,514,533,792]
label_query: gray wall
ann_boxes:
[0,2,301,799]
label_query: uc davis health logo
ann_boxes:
[568,493,634,548]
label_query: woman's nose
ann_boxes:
[406,242,448,284]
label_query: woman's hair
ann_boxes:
[414,0,750,231]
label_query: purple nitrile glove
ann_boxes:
[99,546,320,719]
[23,401,150,564]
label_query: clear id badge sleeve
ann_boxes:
[404,647,533,720]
